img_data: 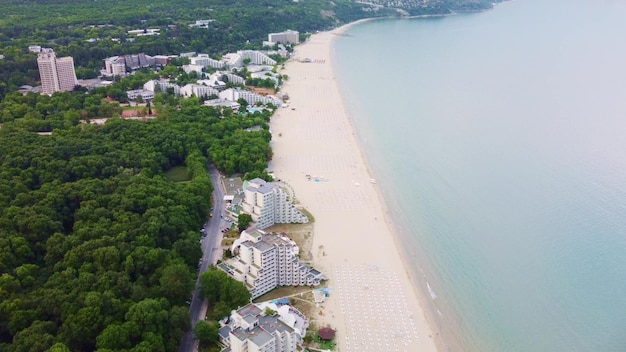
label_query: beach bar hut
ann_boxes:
[318,327,336,340]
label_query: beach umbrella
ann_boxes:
[318,327,336,340]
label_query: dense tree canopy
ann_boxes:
[0,88,272,351]
[193,321,219,348]
[199,267,251,320]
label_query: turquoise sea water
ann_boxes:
[333,0,626,351]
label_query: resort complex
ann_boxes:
[219,227,323,299]
[218,301,309,352]
[242,178,309,230]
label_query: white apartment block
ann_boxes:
[219,228,323,299]
[182,64,204,74]
[37,48,78,95]
[143,79,181,95]
[190,54,225,69]
[242,178,306,229]
[219,89,281,107]
[55,57,77,92]
[126,89,154,101]
[268,30,299,44]
[218,302,308,352]
[103,54,154,76]
[204,99,241,112]
[239,50,277,66]
[222,51,277,68]
[28,45,42,53]
[222,73,246,85]
[103,56,127,77]
[198,76,227,90]
[180,84,219,98]
[222,53,244,68]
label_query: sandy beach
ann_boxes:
[269,23,439,352]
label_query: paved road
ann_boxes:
[179,164,227,352]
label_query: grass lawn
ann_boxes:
[164,165,191,182]
[315,336,336,350]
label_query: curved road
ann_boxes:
[179,164,226,352]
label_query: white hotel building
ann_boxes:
[180,83,219,98]
[222,50,277,68]
[37,48,78,95]
[190,54,225,69]
[268,30,299,44]
[219,228,323,299]
[219,88,280,107]
[103,56,127,77]
[218,302,308,352]
[241,178,307,229]
[143,79,181,95]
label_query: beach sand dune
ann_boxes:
[269,26,438,352]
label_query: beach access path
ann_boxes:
[268,26,438,352]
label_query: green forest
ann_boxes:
[0,85,273,351]
[0,0,502,351]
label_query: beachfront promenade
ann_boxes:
[269,28,438,352]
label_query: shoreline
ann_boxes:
[329,21,450,352]
[269,21,439,352]
[330,20,450,352]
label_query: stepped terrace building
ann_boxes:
[241,178,306,229]
[219,228,323,299]
[103,53,156,77]
[190,54,225,69]
[218,302,309,352]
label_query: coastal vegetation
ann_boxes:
[0,0,500,98]
[0,0,505,351]
[196,267,250,350]
[0,87,273,351]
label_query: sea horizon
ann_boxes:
[332,0,626,350]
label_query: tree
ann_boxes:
[10,320,56,352]
[199,267,250,311]
[237,213,253,231]
[125,299,170,336]
[237,98,248,109]
[48,343,71,352]
[199,267,225,305]
[221,279,250,309]
[95,323,139,350]
[193,320,219,347]
[159,263,195,304]
[160,64,180,79]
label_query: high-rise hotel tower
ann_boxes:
[37,48,78,94]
